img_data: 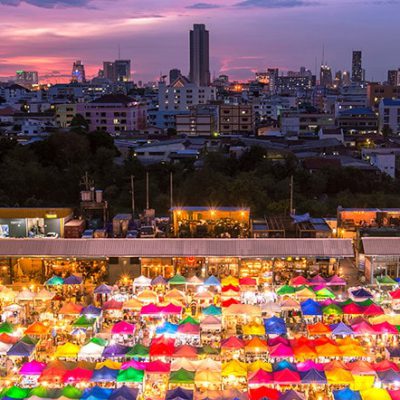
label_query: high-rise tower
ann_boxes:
[189,24,210,86]
[352,51,362,83]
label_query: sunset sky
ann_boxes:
[0,0,399,83]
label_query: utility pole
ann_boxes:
[130,175,135,217]
[170,171,173,209]
[146,171,149,210]
[289,175,294,215]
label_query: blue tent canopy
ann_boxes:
[264,316,287,335]
[202,305,222,316]
[351,288,373,298]
[165,387,194,400]
[330,322,354,336]
[91,367,119,382]
[333,388,361,400]
[204,276,220,286]
[81,386,113,400]
[274,360,297,372]
[301,299,322,316]
[102,344,131,358]
[156,322,178,335]
[388,347,400,358]
[81,305,102,316]
[300,368,327,384]
[7,341,35,357]
[109,385,138,400]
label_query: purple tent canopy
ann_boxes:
[165,387,193,400]
[309,275,327,286]
[110,385,139,400]
[94,284,112,294]
[300,368,327,384]
[377,369,400,383]
[19,360,46,375]
[351,288,373,298]
[330,322,354,336]
[280,390,305,400]
[64,275,83,285]
[327,275,346,286]
[81,386,112,399]
[7,341,35,357]
[81,305,102,316]
[102,344,131,358]
[151,275,168,286]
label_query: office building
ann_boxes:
[336,107,378,134]
[103,61,115,81]
[176,105,217,136]
[169,69,182,84]
[15,70,38,87]
[267,68,279,93]
[367,82,400,109]
[352,51,363,83]
[388,69,400,86]
[114,60,131,82]
[189,24,210,86]
[71,60,86,83]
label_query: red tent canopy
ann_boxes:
[390,289,400,300]
[290,276,310,286]
[145,360,171,373]
[59,303,83,315]
[222,284,240,293]
[248,369,273,385]
[150,336,175,357]
[102,299,123,310]
[239,277,257,286]
[249,387,281,400]
[222,298,240,307]
[273,368,301,384]
[342,303,365,315]
[221,336,245,350]
[63,368,93,383]
[363,304,384,316]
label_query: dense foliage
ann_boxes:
[0,129,399,217]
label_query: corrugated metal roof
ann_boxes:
[362,237,400,256]
[0,208,73,219]
[0,238,354,258]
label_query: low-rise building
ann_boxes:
[219,104,254,134]
[176,106,217,136]
[55,103,77,127]
[336,107,378,134]
[379,98,400,134]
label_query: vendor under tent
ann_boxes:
[102,299,123,311]
[137,289,158,303]
[81,304,102,316]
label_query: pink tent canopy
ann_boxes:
[249,369,273,385]
[372,322,398,334]
[121,360,146,370]
[352,321,378,335]
[102,299,123,310]
[146,360,171,373]
[177,323,200,335]
[327,275,346,286]
[111,321,135,335]
[19,360,46,375]
[221,336,245,350]
[363,304,384,316]
[374,360,400,372]
[239,277,257,286]
[291,276,310,286]
[296,360,324,372]
[273,368,301,384]
[140,303,162,315]
[269,343,294,358]
[343,303,365,315]
[161,303,182,315]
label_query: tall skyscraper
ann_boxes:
[114,60,131,82]
[189,24,210,86]
[169,68,182,84]
[267,68,279,93]
[320,65,332,87]
[352,51,362,83]
[71,60,86,83]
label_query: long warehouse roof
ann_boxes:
[0,238,354,258]
[362,237,400,256]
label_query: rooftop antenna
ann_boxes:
[322,43,325,66]
[118,44,121,60]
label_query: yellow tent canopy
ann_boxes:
[122,298,142,310]
[248,360,272,373]
[54,342,80,358]
[195,370,222,384]
[295,287,316,299]
[221,276,239,287]
[370,314,400,325]
[350,375,375,391]
[95,359,121,369]
[222,360,247,377]
[326,368,354,384]
[243,323,266,337]
[360,388,391,400]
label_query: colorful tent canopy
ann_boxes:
[162,303,183,315]
[19,360,46,375]
[81,305,102,316]
[291,276,310,286]
[301,299,322,316]
[45,275,64,285]
[202,304,222,316]
[7,341,35,357]
[156,322,178,336]
[221,336,245,350]
[169,368,195,384]
[64,275,83,285]
[376,276,397,285]
[0,322,14,334]
[151,275,168,285]
[169,274,186,285]
[248,369,273,385]
[25,321,50,336]
[333,388,361,400]
[102,299,123,310]
[328,275,347,286]
[222,360,247,377]
[277,285,296,295]
[133,275,151,287]
[102,344,131,358]
[59,303,83,315]
[273,368,301,384]
[323,303,343,315]
[116,367,144,382]
[307,322,331,335]
[54,342,80,358]
[150,337,175,357]
[73,315,96,328]
[94,284,112,294]
[111,321,135,335]
[243,322,265,336]
[127,343,149,358]
[264,316,287,335]
[204,276,220,286]
[165,387,193,400]
[221,276,239,286]
[239,277,257,286]
[140,303,162,315]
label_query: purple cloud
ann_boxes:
[0,0,91,7]
[186,2,222,8]
[235,0,319,7]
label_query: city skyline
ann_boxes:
[0,0,399,83]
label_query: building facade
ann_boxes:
[189,24,210,87]
[219,104,254,134]
[379,98,400,135]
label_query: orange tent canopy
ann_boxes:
[59,303,83,315]
[307,322,331,335]
[25,322,51,336]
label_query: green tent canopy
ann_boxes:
[276,285,296,295]
[61,385,82,399]
[203,304,222,316]
[179,316,200,325]
[3,386,31,399]
[127,343,149,358]
[89,337,107,347]
[45,275,64,286]
[199,344,220,355]
[169,368,195,384]
[117,367,144,382]
[377,276,397,285]
[169,274,186,285]
[21,335,39,345]
[322,303,343,315]
[0,321,14,334]
[315,288,336,299]
[356,299,375,307]
[73,315,96,328]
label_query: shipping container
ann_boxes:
[64,219,86,238]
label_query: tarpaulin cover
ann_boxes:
[300,299,322,316]
[169,368,195,384]
[116,367,144,382]
[111,321,135,335]
[19,360,46,375]
[102,344,131,358]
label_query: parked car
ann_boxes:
[126,230,139,238]
[139,226,156,238]
[45,232,59,238]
